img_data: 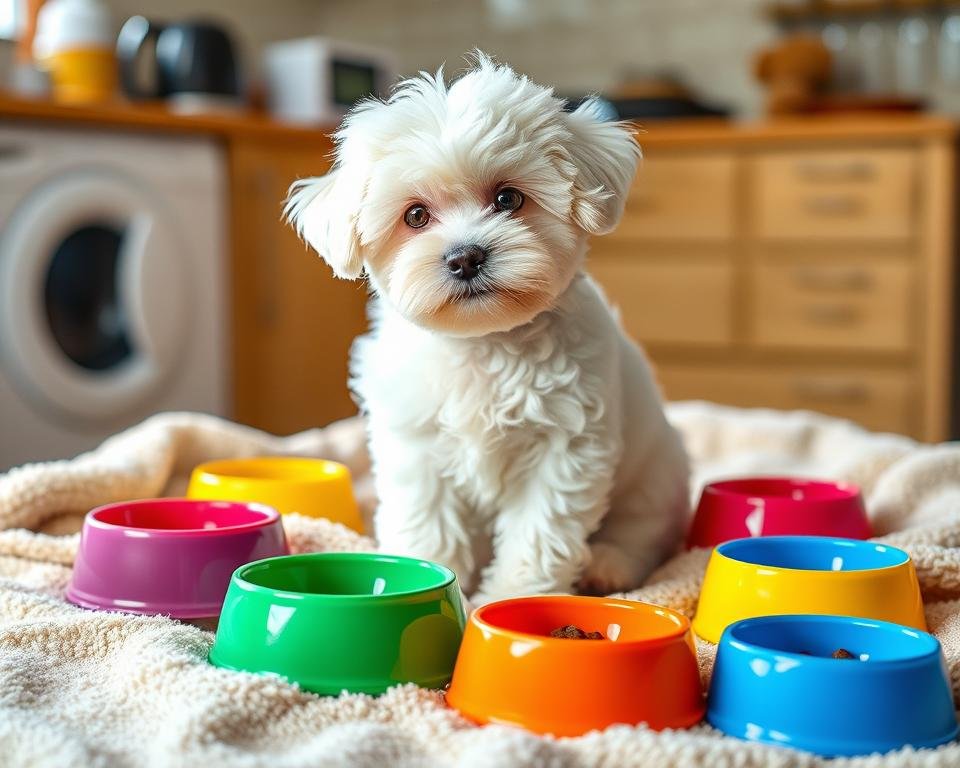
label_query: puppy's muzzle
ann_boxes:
[445,244,487,281]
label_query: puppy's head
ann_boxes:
[287,53,640,337]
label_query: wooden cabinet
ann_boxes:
[657,364,916,436]
[229,138,368,434]
[589,257,735,346]
[751,149,917,241]
[751,260,914,353]
[8,98,950,440]
[591,117,957,441]
[617,155,737,241]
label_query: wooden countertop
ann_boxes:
[0,91,332,144]
[1,91,956,148]
[636,114,959,148]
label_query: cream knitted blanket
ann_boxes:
[2,402,959,767]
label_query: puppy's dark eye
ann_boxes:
[404,204,430,229]
[494,187,524,213]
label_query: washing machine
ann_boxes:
[0,124,228,470]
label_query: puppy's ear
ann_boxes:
[285,169,365,280]
[563,100,641,235]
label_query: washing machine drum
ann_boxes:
[0,171,191,422]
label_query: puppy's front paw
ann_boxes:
[578,542,637,596]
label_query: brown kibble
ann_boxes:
[832,648,857,660]
[549,625,604,640]
[550,625,586,639]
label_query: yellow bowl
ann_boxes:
[692,536,925,644]
[187,457,364,533]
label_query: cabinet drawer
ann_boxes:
[589,259,733,345]
[615,155,735,241]
[657,365,916,436]
[751,149,916,241]
[751,261,913,352]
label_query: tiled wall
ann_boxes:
[314,0,776,116]
[99,0,776,117]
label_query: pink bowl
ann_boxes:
[686,477,871,550]
[66,499,289,618]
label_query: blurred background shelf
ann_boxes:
[1,96,955,446]
[2,0,960,469]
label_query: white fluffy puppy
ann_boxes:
[288,55,690,603]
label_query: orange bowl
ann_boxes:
[446,595,704,736]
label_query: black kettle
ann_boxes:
[117,16,240,101]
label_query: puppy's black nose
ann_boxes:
[445,245,487,281]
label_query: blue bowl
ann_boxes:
[707,615,957,757]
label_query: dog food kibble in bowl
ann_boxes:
[550,625,605,639]
[66,499,288,618]
[692,536,926,643]
[707,615,958,756]
[209,552,466,694]
[687,477,871,549]
[446,595,704,736]
[187,456,364,533]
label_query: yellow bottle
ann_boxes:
[33,0,116,104]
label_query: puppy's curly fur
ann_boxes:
[288,54,690,603]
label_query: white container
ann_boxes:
[263,37,396,125]
[33,0,114,59]
[32,0,115,103]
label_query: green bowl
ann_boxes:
[208,552,466,694]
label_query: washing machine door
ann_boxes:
[0,171,190,422]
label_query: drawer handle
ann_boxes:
[794,160,876,182]
[802,195,864,216]
[803,303,860,325]
[792,379,869,403]
[792,267,873,292]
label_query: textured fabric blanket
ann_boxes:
[2,403,960,767]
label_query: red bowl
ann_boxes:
[686,477,871,549]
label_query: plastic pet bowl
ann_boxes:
[692,536,926,643]
[446,595,705,736]
[708,615,958,756]
[66,499,288,618]
[687,477,871,549]
[187,456,364,533]
[208,552,466,694]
